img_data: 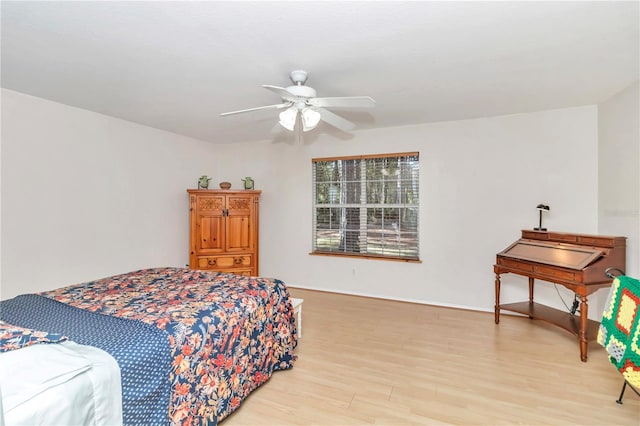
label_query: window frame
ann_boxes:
[311,152,420,263]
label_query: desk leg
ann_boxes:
[495,274,501,324]
[579,295,589,362]
[528,277,535,318]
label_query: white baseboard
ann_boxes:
[287,283,498,314]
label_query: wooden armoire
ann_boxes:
[187,189,261,276]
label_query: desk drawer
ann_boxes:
[533,265,575,281]
[498,258,534,272]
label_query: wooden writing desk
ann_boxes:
[494,230,626,362]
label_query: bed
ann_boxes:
[0,267,298,425]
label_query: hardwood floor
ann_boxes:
[225,288,640,425]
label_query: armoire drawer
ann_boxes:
[197,254,252,269]
[217,269,253,277]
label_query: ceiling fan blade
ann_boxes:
[308,96,376,109]
[220,102,291,117]
[262,85,297,100]
[317,108,355,132]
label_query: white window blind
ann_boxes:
[312,152,419,261]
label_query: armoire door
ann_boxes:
[196,195,225,254]
[225,194,254,252]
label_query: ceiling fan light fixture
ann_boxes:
[278,107,297,131]
[301,108,321,132]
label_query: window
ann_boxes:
[312,152,419,261]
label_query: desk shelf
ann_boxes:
[499,301,600,340]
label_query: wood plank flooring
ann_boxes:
[224,288,640,425]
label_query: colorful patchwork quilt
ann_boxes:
[598,275,640,388]
[2,267,297,425]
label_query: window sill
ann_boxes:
[309,251,422,263]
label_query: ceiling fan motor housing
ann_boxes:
[286,85,316,99]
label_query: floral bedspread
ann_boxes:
[39,267,298,425]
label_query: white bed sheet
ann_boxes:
[0,341,122,426]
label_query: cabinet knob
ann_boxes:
[234,257,243,265]
[208,259,217,266]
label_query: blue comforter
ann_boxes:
[0,294,172,425]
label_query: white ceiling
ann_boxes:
[1,1,638,144]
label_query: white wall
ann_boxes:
[598,80,640,277]
[0,89,217,299]
[214,105,601,315]
[2,88,616,320]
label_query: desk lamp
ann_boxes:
[534,204,550,231]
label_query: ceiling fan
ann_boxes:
[220,70,376,132]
